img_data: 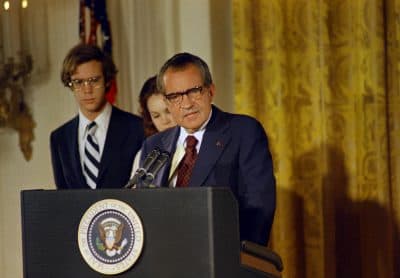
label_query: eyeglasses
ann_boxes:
[68,76,104,91]
[164,86,205,105]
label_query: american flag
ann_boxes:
[79,0,116,104]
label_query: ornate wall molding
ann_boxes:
[0,0,48,161]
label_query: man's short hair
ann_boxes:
[157,52,213,94]
[61,43,117,91]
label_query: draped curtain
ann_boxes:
[233,1,400,277]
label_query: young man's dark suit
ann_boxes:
[50,106,144,189]
[139,105,276,245]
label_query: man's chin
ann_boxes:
[81,106,102,114]
[82,102,106,112]
[182,123,202,133]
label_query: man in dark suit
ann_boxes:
[138,53,276,245]
[50,44,144,189]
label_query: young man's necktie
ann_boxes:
[83,122,100,189]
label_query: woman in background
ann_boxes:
[129,75,176,181]
[139,75,176,137]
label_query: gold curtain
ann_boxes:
[233,0,400,277]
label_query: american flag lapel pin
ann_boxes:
[216,140,223,148]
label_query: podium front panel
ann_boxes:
[21,188,243,278]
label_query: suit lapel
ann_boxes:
[189,107,231,187]
[70,117,87,186]
[154,127,180,187]
[97,107,121,186]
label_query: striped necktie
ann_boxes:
[83,122,100,189]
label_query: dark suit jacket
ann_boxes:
[50,106,144,189]
[140,105,276,245]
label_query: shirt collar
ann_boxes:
[78,102,112,138]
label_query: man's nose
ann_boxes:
[180,93,194,108]
[82,82,93,93]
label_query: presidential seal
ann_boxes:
[78,199,144,275]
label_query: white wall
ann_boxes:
[109,0,233,113]
[0,1,232,276]
[0,1,79,276]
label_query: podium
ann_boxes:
[21,187,275,278]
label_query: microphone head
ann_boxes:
[142,147,161,171]
[142,151,170,187]
[124,147,162,189]
[149,151,170,175]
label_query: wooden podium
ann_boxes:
[21,187,276,278]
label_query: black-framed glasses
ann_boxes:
[68,76,104,91]
[164,86,205,105]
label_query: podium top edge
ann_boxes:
[20,187,234,194]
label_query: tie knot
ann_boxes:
[185,135,198,149]
[87,122,97,135]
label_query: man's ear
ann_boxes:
[104,82,111,93]
[209,83,216,98]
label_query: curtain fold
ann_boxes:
[233,0,399,277]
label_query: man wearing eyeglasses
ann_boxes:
[50,44,144,189]
[138,52,276,245]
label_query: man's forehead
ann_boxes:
[71,60,103,77]
[164,66,203,92]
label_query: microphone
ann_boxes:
[125,148,161,188]
[141,151,171,188]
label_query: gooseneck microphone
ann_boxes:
[141,151,171,188]
[124,148,161,189]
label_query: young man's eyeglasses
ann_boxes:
[68,76,104,91]
[164,86,205,105]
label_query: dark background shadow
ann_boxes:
[272,186,306,278]
[323,145,398,277]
